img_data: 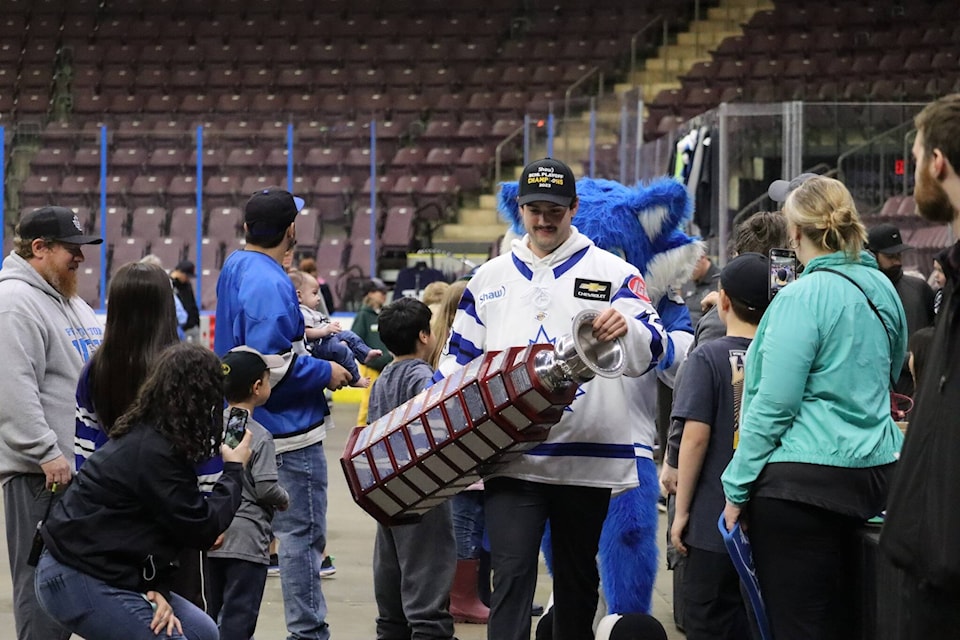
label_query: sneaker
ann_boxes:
[657,495,668,513]
[267,553,280,577]
[319,555,336,579]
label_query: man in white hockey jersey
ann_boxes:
[438,158,669,640]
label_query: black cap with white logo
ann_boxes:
[867,223,912,255]
[17,206,103,245]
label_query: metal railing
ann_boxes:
[562,66,602,157]
[732,163,835,228]
[629,15,665,81]
[494,121,527,187]
[838,119,917,213]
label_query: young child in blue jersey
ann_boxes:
[206,346,290,640]
[669,253,771,640]
[289,269,382,388]
[366,297,457,640]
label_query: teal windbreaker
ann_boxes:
[722,251,907,505]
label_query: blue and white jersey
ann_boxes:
[438,228,668,490]
[74,361,224,494]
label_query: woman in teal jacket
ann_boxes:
[720,176,906,640]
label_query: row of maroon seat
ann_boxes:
[645,0,959,140]
[20,171,463,216]
[29,144,495,176]
[46,200,422,309]
[3,0,643,19]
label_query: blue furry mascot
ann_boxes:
[499,176,701,639]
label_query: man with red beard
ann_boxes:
[0,206,103,640]
[881,94,960,630]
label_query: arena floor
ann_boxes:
[0,399,682,640]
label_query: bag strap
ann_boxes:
[818,267,896,388]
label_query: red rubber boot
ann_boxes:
[449,559,490,624]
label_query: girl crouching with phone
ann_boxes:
[35,344,252,640]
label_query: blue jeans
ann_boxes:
[451,491,485,560]
[34,551,218,640]
[311,336,361,384]
[274,441,330,640]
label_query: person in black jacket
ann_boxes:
[881,94,960,635]
[171,260,201,343]
[34,344,252,640]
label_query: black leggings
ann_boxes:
[748,497,861,640]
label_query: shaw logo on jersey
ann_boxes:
[574,279,612,301]
[478,285,506,305]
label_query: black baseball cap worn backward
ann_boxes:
[721,252,771,311]
[221,346,284,390]
[244,188,305,237]
[517,158,577,208]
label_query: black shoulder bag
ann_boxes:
[819,268,913,420]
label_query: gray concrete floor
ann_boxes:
[0,399,682,639]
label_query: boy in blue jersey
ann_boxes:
[214,188,351,640]
[670,253,770,639]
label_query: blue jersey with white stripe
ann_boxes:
[214,250,332,440]
[74,361,223,494]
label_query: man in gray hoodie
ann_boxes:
[0,206,103,640]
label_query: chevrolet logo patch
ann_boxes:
[574,279,611,301]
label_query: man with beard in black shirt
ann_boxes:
[866,223,934,395]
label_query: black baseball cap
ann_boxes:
[517,158,577,207]
[867,223,912,254]
[362,277,388,295]
[721,252,771,311]
[174,260,196,277]
[244,188,305,237]
[221,346,284,389]
[18,206,103,245]
[767,173,819,203]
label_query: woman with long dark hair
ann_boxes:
[72,263,216,608]
[74,261,180,462]
[36,344,251,640]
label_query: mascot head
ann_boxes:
[498,174,703,302]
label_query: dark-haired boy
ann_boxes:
[206,345,290,640]
[669,253,770,639]
[367,298,457,640]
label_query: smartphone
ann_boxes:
[224,407,248,449]
[768,248,798,299]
